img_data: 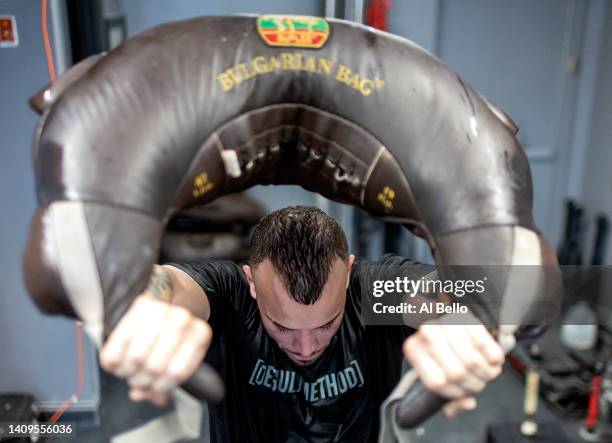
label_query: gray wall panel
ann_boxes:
[581,2,612,265]
[0,0,99,410]
[120,0,323,36]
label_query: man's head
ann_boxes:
[243,206,354,366]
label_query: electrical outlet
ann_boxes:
[0,15,18,48]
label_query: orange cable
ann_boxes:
[48,398,74,423]
[41,0,56,80]
[48,324,85,423]
[41,0,85,423]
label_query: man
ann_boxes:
[100,206,504,442]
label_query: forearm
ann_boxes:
[145,265,175,302]
[101,264,214,407]
[401,270,453,329]
[146,264,211,321]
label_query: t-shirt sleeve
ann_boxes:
[165,260,253,330]
[347,255,428,402]
[351,253,434,344]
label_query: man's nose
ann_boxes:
[294,330,318,357]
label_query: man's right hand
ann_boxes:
[99,266,213,406]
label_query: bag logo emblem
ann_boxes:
[257,15,330,49]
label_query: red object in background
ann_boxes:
[507,352,526,374]
[366,0,392,31]
[0,16,17,44]
[585,375,602,431]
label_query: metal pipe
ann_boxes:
[344,0,354,21]
[354,0,364,24]
[49,0,73,74]
[324,0,336,18]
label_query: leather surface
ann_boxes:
[33,16,533,233]
[24,14,551,334]
[23,206,77,317]
[29,53,105,115]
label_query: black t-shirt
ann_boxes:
[171,255,425,443]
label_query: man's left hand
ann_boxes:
[402,322,505,418]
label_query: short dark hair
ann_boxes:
[250,206,348,304]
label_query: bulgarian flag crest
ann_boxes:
[257,15,330,49]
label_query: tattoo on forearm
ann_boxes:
[146,266,174,302]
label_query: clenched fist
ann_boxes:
[402,319,505,418]
[99,265,213,406]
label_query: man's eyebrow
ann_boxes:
[268,311,341,331]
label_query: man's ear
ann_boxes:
[243,264,257,300]
[345,254,355,289]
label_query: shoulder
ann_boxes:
[350,253,425,280]
[166,260,248,294]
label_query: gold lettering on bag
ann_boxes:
[377,186,395,210]
[193,172,214,198]
[215,53,384,97]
